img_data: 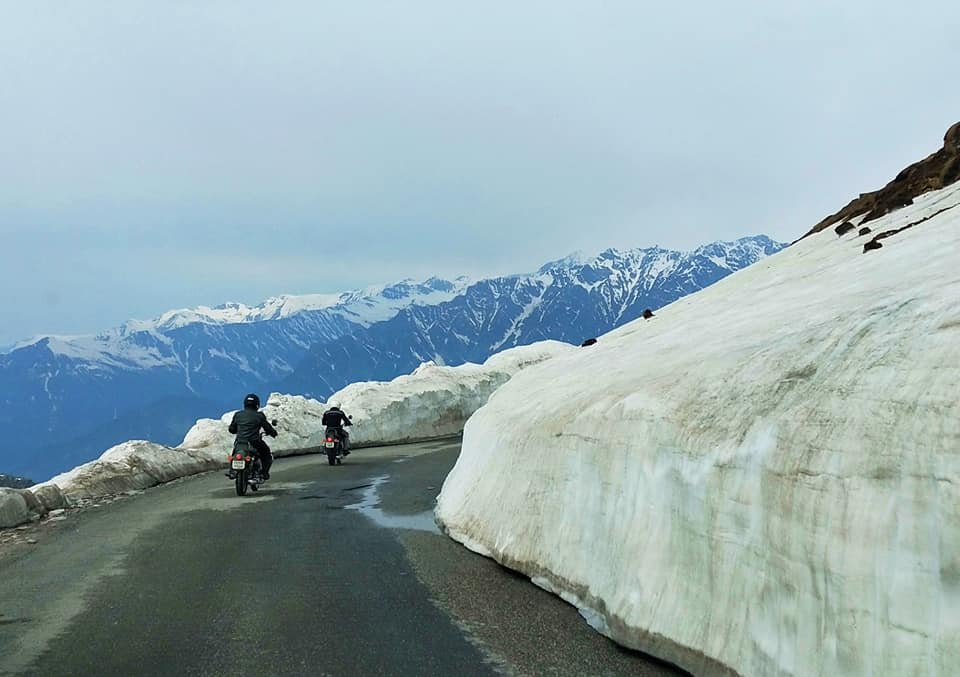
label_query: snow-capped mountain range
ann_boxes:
[11,277,471,362]
[284,237,784,397]
[118,277,472,334]
[1,236,783,481]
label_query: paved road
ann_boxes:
[0,439,684,677]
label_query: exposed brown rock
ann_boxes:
[802,121,960,240]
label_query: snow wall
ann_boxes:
[32,341,573,503]
[436,183,960,677]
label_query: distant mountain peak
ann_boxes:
[91,278,470,338]
[537,251,591,273]
[0,473,35,489]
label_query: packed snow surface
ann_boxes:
[436,182,960,676]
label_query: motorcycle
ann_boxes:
[227,419,277,496]
[323,416,353,466]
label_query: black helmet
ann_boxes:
[330,405,341,411]
[243,393,261,409]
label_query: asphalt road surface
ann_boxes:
[1,439,685,677]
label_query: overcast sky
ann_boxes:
[2,1,958,345]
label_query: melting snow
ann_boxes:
[344,475,440,533]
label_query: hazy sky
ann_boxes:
[2,1,959,344]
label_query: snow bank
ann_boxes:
[178,394,329,460]
[0,489,31,529]
[42,441,222,501]
[0,485,69,528]
[180,340,575,459]
[436,183,960,676]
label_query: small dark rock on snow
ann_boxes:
[835,221,856,237]
[580,338,597,347]
[642,309,655,319]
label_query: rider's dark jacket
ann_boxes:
[320,409,353,440]
[229,409,277,444]
[322,409,351,431]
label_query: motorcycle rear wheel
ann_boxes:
[235,468,248,496]
[326,448,337,466]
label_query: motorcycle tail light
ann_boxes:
[245,456,252,462]
[235,454,243,460]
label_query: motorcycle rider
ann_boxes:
[322,404,352,456]
[228,393,278,480]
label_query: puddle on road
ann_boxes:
[196,480,316,511]
[344,475,439,533]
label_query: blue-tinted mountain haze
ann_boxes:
[1,237,783,480]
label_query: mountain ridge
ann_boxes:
[284,235,784,398]
[2,234,784,480]
[802,120,960,239]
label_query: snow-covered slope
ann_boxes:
[436,183,960,676]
